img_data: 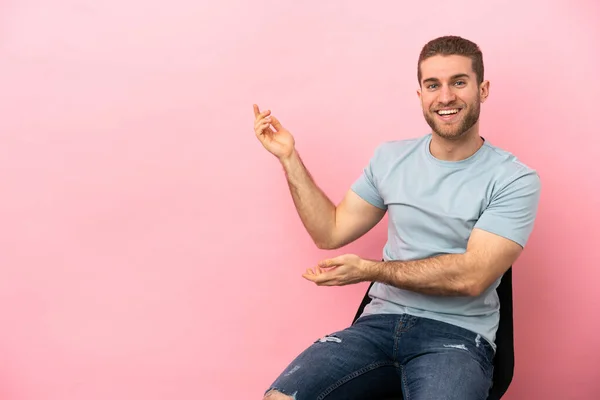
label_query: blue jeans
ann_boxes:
[265,314,494,400]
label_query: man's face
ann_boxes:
[417,55,489,140]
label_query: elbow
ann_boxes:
[315,240,340,250]
[313,230,341,250]
[462,280,485,297]
[314,234,343,250]
[315,241,331,250]
[454,275,483,297]
[464,285,483,297]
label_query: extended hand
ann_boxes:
[302,254,373,286]
[253,104,295,160]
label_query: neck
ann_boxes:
[429,123,484,161]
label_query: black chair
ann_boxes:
[352,267,514,400]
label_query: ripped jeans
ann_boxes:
[264,313,494,400]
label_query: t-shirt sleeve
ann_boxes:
[350,145,387,210]
[474,168,541,248]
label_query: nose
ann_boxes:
[437,84,457,105]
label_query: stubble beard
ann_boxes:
[424,97,481,140]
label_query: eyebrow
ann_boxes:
[422,73,470,84]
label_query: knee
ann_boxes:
[263,389,295,400]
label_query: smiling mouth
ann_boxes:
[435,108,461,116]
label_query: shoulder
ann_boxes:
[371,134,429,163]
[480,141,541,196]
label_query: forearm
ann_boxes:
[280,150,337,249]
[365,253,481,296]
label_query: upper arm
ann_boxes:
[328,189,386,249]
[467,168,541,293]
[465,228,523,294]
[326,144,389,249]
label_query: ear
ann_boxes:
[480,80,490,103]
[416,87,422,100]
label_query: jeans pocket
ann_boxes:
[473,339,495,379]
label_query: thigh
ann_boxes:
[265,314,403,400]
[399,318,495,400]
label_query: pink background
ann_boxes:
[0,0,598,399]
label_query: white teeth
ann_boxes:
[437,109,459,115]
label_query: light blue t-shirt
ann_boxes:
[351,133,541,349]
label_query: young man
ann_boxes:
[253,36,541,400]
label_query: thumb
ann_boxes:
[253,104,260,117]
[318,255,347,268]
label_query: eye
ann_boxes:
[427,83,438,90]
[454,80,466,87]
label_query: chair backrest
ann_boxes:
[487,267,514,400]
[352,267,514,400]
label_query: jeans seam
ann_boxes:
[316,360,396,400]
[393,318,402,358]
[400,364,410,400]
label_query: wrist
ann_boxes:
[360,258,380,282]
[279,149,299,169]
